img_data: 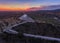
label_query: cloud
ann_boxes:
[0,0,60,8]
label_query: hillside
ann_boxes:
[12,22,60,38]
[1,22,60,43]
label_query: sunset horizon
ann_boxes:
[0,0,60,11]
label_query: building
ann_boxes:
[19,14,35,22]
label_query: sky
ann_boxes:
[0,0,60,11]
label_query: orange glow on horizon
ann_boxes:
[0,7,29,11]
[0,4,43,11]
[0,3,31,11]
[0,4,30,11]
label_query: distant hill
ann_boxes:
[26,9,60,18]
[0,9,60,19]
[27,5,60,11]
[0,11,23,19]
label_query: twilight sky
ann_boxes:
[0,0,60,11]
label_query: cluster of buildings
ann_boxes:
[0,14,35,33]
[0,16,20,33]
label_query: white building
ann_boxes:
[19,14,35,22]
[53,17,58,20]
